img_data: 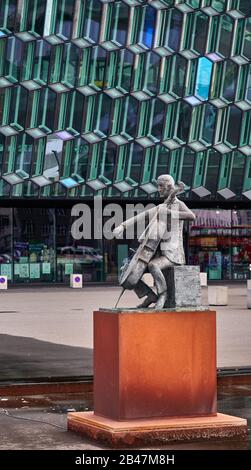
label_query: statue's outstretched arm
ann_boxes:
[177,201,196,221]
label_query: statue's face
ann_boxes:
[157,179,173,198]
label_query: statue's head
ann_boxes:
[157,174,175,198]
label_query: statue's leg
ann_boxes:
[134,280,157,308]
[148,257,173,309]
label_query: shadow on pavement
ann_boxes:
[0,334,93,381]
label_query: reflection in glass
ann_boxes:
[222,61,238,102]
[195,58,213,101]
[202,104,216,144]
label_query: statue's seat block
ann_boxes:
[164,265,201,308]
[94,309,216,421]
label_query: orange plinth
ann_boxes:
[94,309,217,420]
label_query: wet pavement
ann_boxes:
[0,384,250,450]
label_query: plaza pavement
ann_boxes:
[0,284,251,381]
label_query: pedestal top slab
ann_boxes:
[99,307,210,313]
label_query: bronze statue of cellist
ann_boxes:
[113,174,196,309]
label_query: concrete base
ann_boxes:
[208,286,228,306]
[163,266,201,308]
[68,412,248,447]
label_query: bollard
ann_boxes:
[200,272,207,287]
[208,286,228,306]
[0,276,8,290]
[247,289,251,309]
[70,274,83,288]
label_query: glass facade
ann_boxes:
[189,209,251,280]
[1,206,251,283]
[1,1,251,283]
[0,0,251,201]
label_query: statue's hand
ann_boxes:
[113,225,124,238]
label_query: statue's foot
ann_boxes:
[154,292,167,310]
[137,292,157,308]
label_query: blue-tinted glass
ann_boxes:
[142,7,156,49]
[195,57,213,101]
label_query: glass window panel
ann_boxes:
[229,151,245,195]
[61,43,79,88]
[141,147,155,184]
[193,13,208,55]
[40,88,57,131]
[184,12,208,55]
[218,15,234,58]
[129,143,144,182]
[141,5,156,49]
[72,138,89,180]
[0,0,17,33]
[193,151,207,188]
[104,2,129,46]
[240,110,251,147]
[176,102,192,143]
[168,149,182,182]
[238,0,251,15]
[33,39,51,85]
[2,135,17,174]
[55,0,74,40]
[195,57,213,101]
[204,149,220,195]
[246,66,251,102]
[163,102,177,140]
[143,52,160,96]
[76,0,102,43]
[0,87,11,126]
[72,91,85,133]
[94,94,111,137]
[123,96,139,139]
[137,101,151,138]
[105,49,134,93]
[83,95,95,133]
[130,5,156,50]
[49,44,63,84]
[243,18,251,60]
[201,104,217,145]
[80,46,106,90]
[226,105,242,147]
[44,133,62,179]
[4,37,22,82]
[218,153,233,190]
[15,134,33,176]
[24,44,36,82]
[171,55,186,98]
[148,99,165,142]
[0,134,4,172]
[222,61,238,102]
[132,53,146,92]
[155,146,170,177]
[20,0,46,36]
[31,137,45,176]
[168,8,182,52]
[101,141,116,183]
[155,8,182,54]
[181,149,195,188]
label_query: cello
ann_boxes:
[118,181,185,293]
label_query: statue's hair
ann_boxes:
[157,174,175,187]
